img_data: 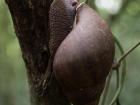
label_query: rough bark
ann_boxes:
[5,0,70,105]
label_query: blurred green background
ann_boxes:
[0,0,30,105]
[0,0,140,105]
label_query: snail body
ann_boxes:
[53,4,115,105]
[48,0,78,81]
[49,0,78,55]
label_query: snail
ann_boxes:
[52,3,115,105]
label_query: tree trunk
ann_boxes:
[5,0,70,105]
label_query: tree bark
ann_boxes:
[5,0,70,105]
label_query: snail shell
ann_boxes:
[53,4,115,105]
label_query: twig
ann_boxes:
[98,70,113,105]
[118,42,140,63]
[109,41,140,105]
[109,37,126,105]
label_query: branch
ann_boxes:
[118,42,140,63]
[5,0,70,105]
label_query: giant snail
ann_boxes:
[49,0,115,105]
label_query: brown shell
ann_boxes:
[53,4,115,105]
[49,0,78,55]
